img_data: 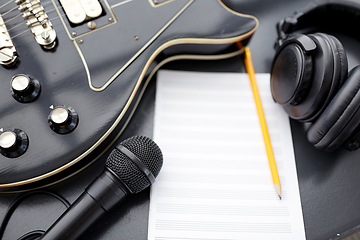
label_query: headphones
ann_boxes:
[270,0,360,152]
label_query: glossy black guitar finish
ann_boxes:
[0,0,258,192]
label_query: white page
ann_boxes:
[148,70,305,240]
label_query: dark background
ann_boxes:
[2,0,360,239]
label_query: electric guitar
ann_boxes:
[0,0,258,192]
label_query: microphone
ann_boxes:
[40,135,163,240]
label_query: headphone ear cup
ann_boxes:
[271,33,348,122]
[270,34,314,114]
[307,66,360,152]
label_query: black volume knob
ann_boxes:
[11,74,41,103]
[0,129,29,158]
[48,106,78,134]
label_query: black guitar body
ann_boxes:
[0,0,257,192]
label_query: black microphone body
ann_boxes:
[40,170,129,240]
[40,136,163,240]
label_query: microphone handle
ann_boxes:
[40,170,130,240]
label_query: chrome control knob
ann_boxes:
[48,106,78,134]
[11,74,41,103]
[0,129,29,158]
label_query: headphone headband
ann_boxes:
[276,0,360,48]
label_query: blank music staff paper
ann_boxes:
[148,70,306,240]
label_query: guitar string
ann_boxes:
[0,0,15,10]
[0,0,57,14]
[2,1,61,29]
[8,26,29,39]
[5,18,23,31]
[7,6,90,39]
[2,0,109,39]
[8,8,102,40]
[4,0,138,42]
[2,12,22,25]
[1,5,18,17]
[0,2,55,28]
[0,0,112,23]
[2,5,84,37]
[0,0,54,22]
[0,0,108,18]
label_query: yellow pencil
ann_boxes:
[243,47,282,199]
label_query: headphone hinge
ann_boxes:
[275,16,298,49]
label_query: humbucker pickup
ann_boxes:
[59,0,103,25]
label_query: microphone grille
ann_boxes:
[105,136,163,193]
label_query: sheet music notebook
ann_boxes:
[148,70,305,240]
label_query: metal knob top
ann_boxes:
[50,107,69,124]
[11,74,41,103]
[11,75,30,92]
[0,131,16,149]
[48,106,79,134]
[0,129,29,158]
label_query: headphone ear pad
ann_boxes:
[327,34,348,87]
[304,33,348,120]
[307,66,360,151]
[271,33,348,122]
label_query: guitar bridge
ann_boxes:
[16,0,57,49]
[0,14,17,66]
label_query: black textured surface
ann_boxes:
[105,136,163,194]
[3,1,360,240]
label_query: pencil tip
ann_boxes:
[274,184,282,200]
